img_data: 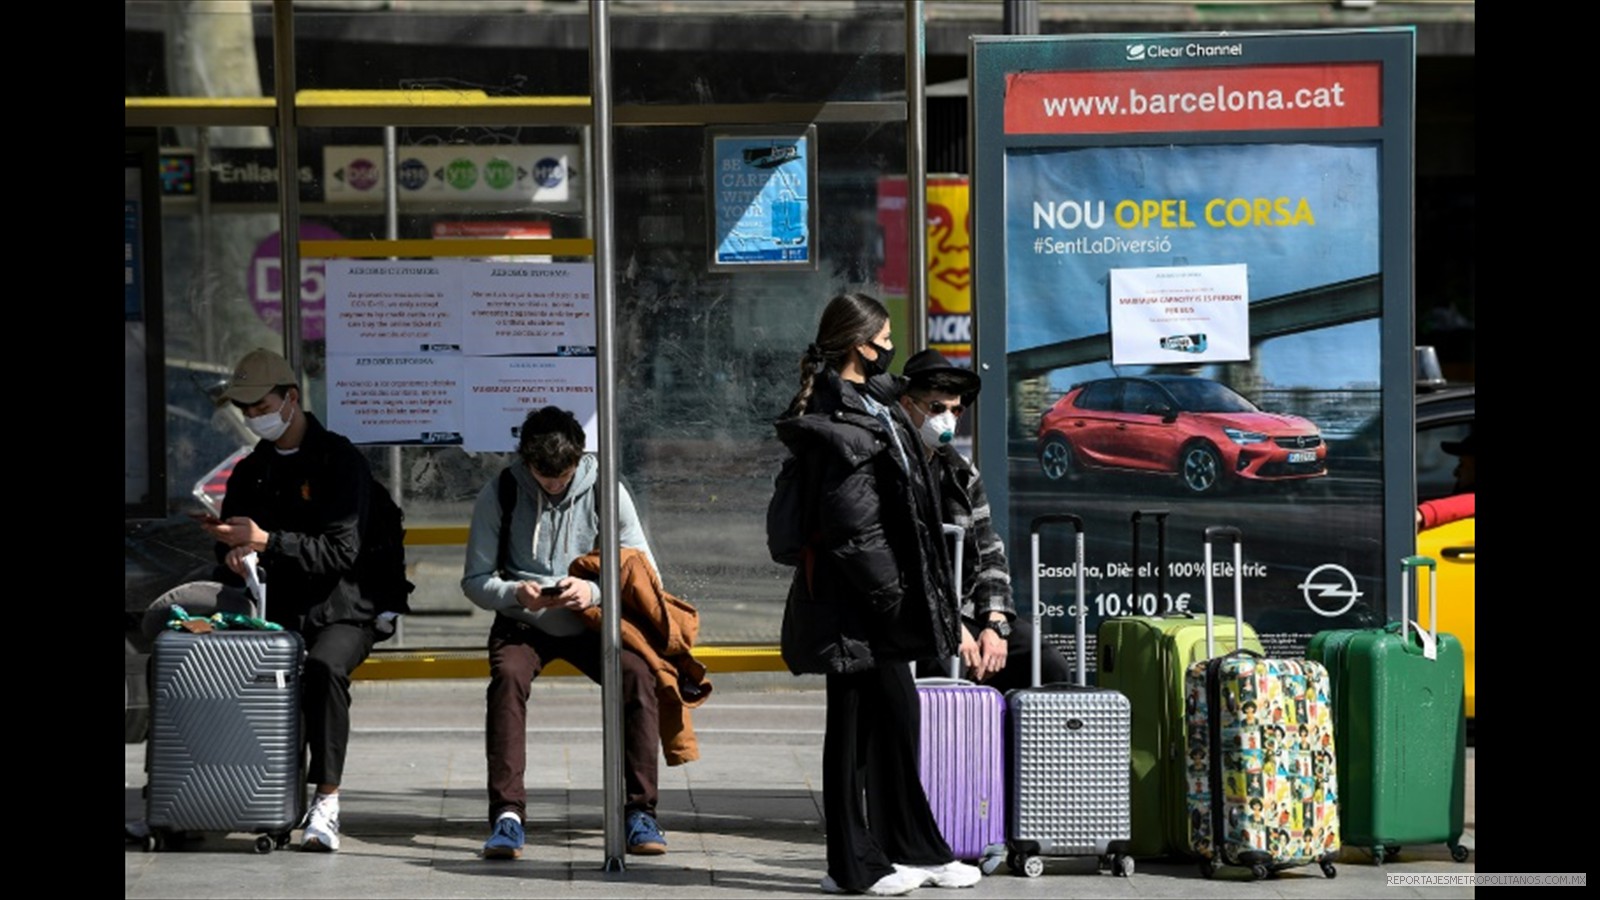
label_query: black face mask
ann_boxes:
[859,341,895,377]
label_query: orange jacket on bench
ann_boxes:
[571,548,712,765]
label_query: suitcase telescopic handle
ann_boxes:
[1400,555,1438,649]
[242,551,268,621]
[1031,514,1085,687]
[943,524,965,679]
[1202,526,1244,659]
[1130,509,1170,610]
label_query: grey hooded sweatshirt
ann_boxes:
[461,453,656,637]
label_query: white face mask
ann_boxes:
[245,399,293,442]
[918,410,957,449]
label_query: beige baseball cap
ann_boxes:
[220,348,297,404]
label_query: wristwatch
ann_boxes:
[981,618,1012,639]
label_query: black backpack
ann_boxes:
[359,478,415,621]
[318,436,415,625]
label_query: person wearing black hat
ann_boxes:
[1418,426,1475,530]
[897,349,1071,691]
[196,347,381,852]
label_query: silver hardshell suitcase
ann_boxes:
[1005,514,1134,878]
[143,560,304,853]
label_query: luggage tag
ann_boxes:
[1410,621,1438,661]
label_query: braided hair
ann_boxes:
[781,292,889,419]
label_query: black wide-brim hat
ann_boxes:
[901,348,981,399]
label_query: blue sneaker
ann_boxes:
[482,815,524,859]
[626,810,667,855]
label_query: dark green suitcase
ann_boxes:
[1306,556,1469,865]
[1095,511,1263,859]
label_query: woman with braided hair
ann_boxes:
[767,293,979,895]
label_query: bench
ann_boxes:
[355,527,786,680]
[354,643,786,680]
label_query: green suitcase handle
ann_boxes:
[1399,556,1438,650]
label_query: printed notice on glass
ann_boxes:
[327,354,465,445]
[463,356,597,453]
[462,263,596,356]
[1110,263,1249,365]
[324,260,461,353]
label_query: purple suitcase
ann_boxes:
[918,680,1007,868]
[916,524,1007,872]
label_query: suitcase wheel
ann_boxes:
[254,835,275,854]
[1113,854,1135,878]
[1450,843,1470,864]
[1319,860,1338,879]
[1007,851,1043,878]
[1250,863,1269,881]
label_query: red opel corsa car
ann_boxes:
[1036,375,1326,493]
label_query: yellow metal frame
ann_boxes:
[354,643,785,681]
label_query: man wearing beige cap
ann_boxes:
[197,347,379,852]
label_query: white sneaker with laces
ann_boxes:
[301,792,341,852]
[899,860,981,888]
[820,867,929,896]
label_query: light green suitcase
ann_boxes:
[1095,511,1263,859]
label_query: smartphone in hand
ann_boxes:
[540,584,564,597]
[189,511,222,526]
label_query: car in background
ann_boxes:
[125,361,248,743]
[1036,374,1327,494]
[1417,515,1474,722]
[1414,349,1474,724]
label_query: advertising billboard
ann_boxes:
[971,29,1416,661]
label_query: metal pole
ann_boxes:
[906,0,928,353]
[589,0,626,873]
[197,127,215,362]
[383,125,405,645]
[1004,0,1039,36]
[271,0,302,377]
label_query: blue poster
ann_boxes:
[1005,141,1383,434]
[711,133,812,266]
[1006,143,1379,353]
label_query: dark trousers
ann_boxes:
[485,615,660,823]
[914,617,1073,692]
[824,662,954,892]
[301,621,376,786]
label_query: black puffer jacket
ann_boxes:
[770,369,959,675]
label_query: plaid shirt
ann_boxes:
[931,445,1014,624]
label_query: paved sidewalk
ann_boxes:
[125,675,1476,899]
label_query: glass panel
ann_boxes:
[612,0,905,104]
[292,6,589,94]
[614,119,906,643]
[125,1,272,99]
[127,2,910,651]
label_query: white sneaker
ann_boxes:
[903,860,981,888]
[300,793,341,852]
[820,867,929,896]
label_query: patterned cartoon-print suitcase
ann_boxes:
[1185,526,1339,881]
[1003,514,1134,878]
